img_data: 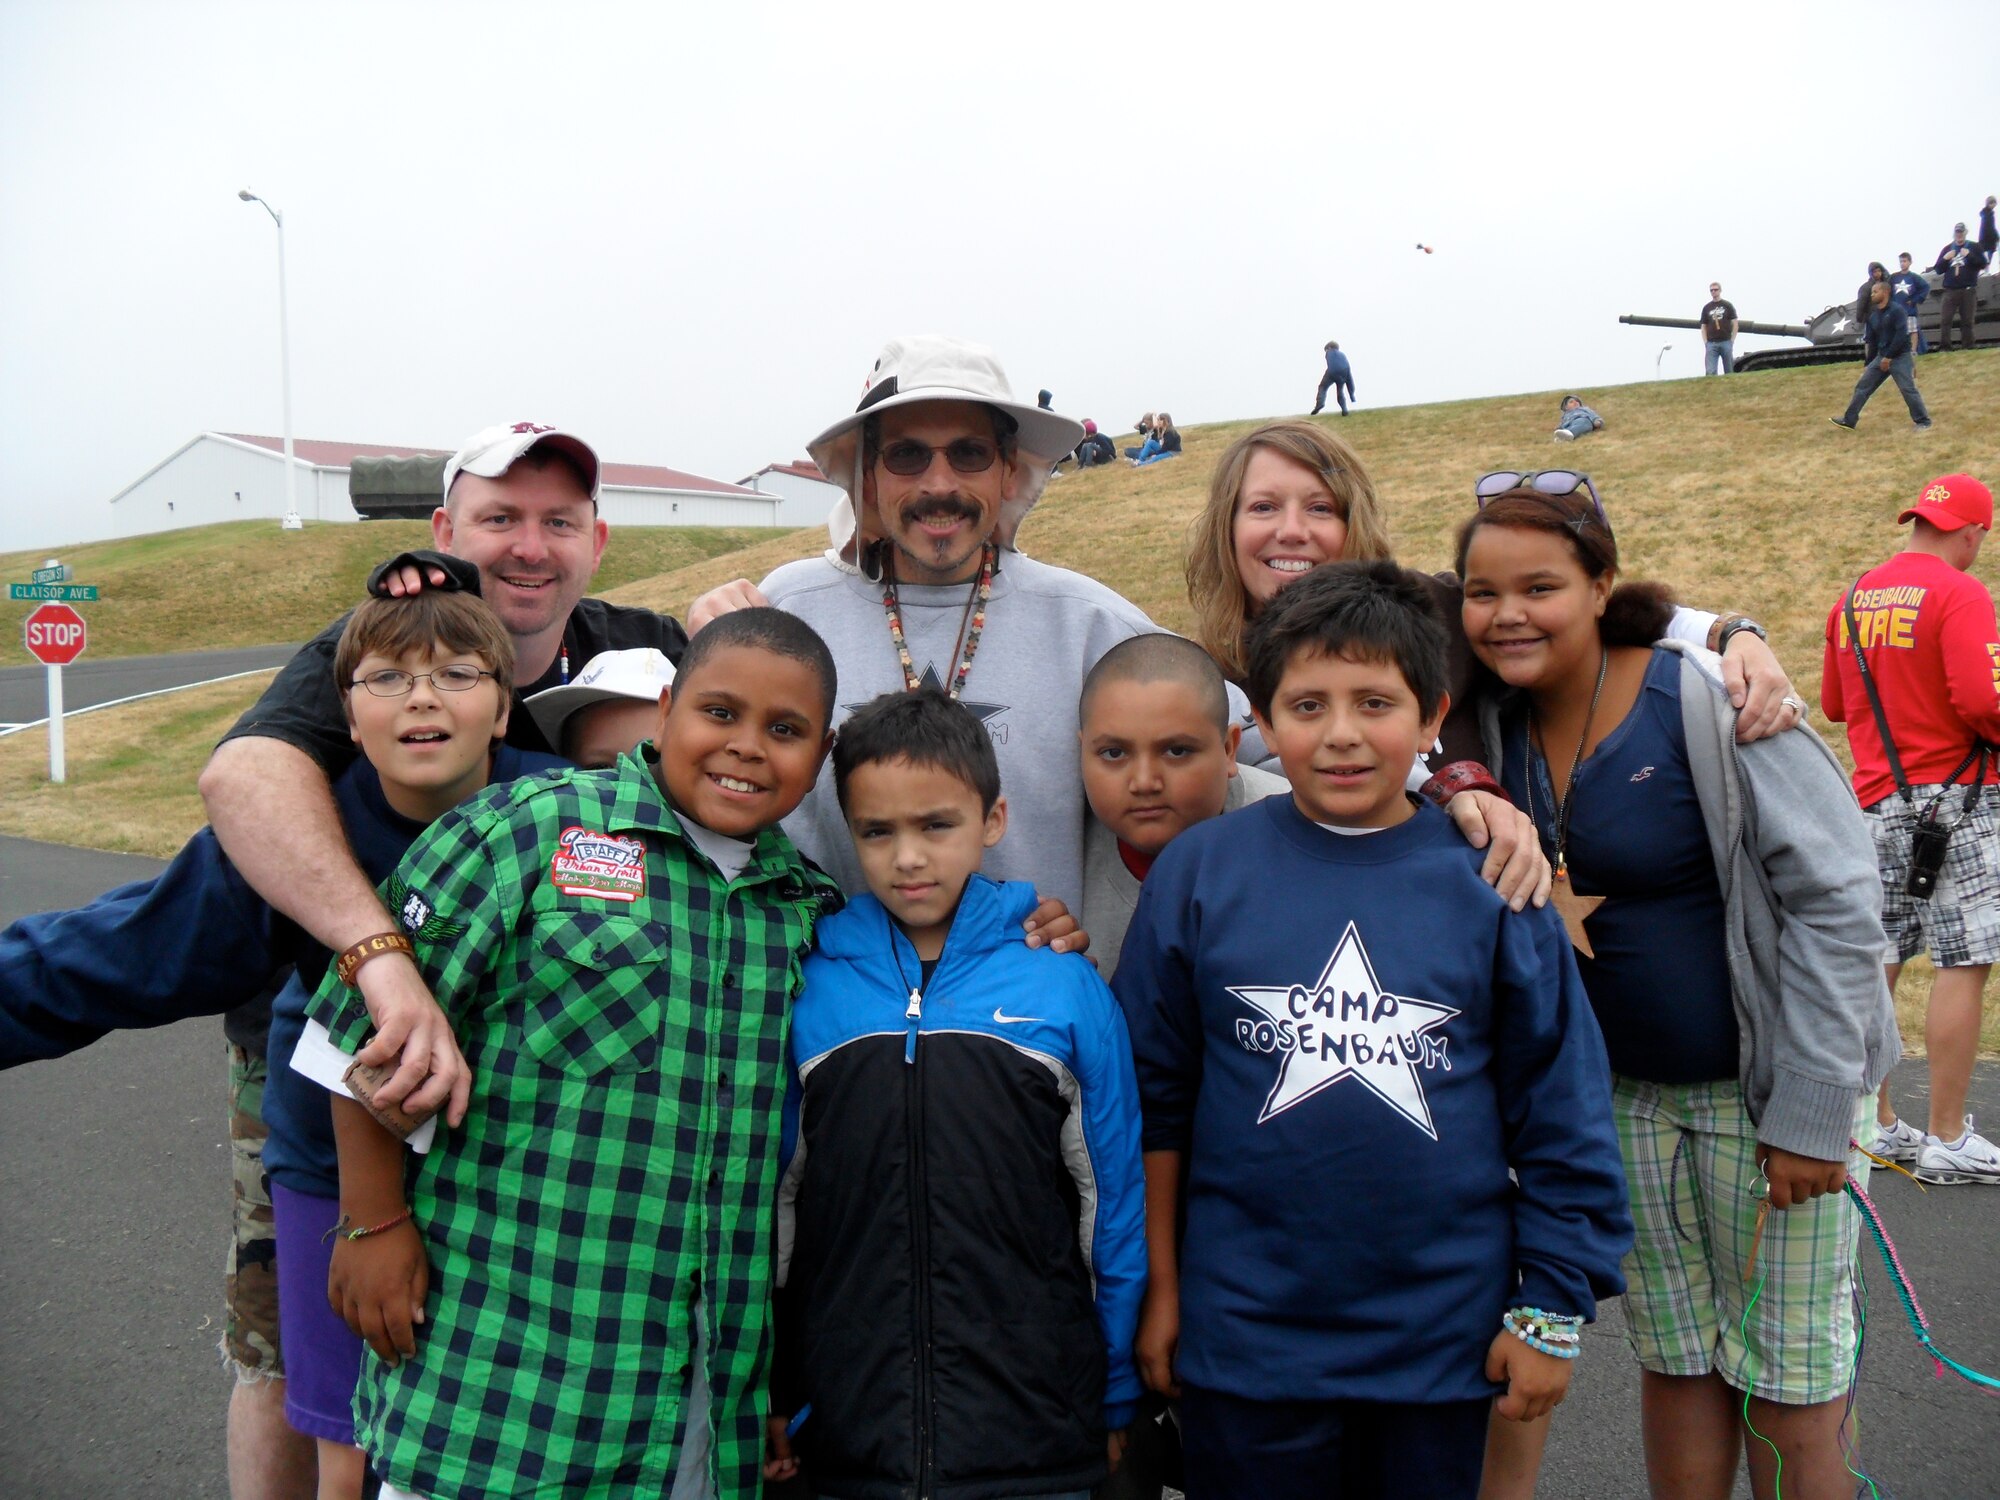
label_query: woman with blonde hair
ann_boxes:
[1183,421,1802,778]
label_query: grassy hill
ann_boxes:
[0,519,783,667]
[7,353,1994,1046]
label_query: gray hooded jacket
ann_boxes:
[1481,642,1897,1161]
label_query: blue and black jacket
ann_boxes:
[774,876,1145,1500]
[1863,303,1910,362]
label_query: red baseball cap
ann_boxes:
[1899,474,1992,532]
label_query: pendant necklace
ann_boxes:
[1528,647,1609,955]
[880,542,995,700]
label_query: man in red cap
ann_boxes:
[1823,474,2000,1186]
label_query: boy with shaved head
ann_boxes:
[1080,634,1289,978]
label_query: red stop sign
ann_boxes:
[25,602,88,665]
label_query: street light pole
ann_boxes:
[238,189,303,531]
[1656,343,1672,379]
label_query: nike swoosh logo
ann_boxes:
[993,1008,1042,1025]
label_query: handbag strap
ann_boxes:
[1843,577,1915,805]
[1844,575,1993,816]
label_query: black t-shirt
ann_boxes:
[1699,299,1736,340]
[1160,426,1183,454]
[220,591,689,775]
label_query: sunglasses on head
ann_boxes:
[1474,469,1609,529]
[875,436,1001,477]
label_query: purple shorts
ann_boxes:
[271,1182,364,1445]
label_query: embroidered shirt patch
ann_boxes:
[550,826,648,903]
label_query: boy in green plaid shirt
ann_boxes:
[306,609,844,1500]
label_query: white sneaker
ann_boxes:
[1553,429,1576,442]
[1868,1117,1926,1163]
[1914,1116,2000,1185]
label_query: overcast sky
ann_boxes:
[3,0,1994,554]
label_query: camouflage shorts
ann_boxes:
[223,1042,284,1380]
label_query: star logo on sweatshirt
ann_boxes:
[847,662,1007,725]
[1229,922,1459,1137]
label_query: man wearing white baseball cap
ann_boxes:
[200,421,690,1130]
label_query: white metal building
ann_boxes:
[106,433,789,537]
[738,459,844,529]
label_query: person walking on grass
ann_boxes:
[1311,340,1356,414]
[1830,282,1932,432]
[1823,474,2000,1186]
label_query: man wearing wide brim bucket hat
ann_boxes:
[807,334,1087,573]
[688,334,1161,912]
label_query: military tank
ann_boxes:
[1621,270,2000,371]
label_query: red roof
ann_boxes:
[220,434,758,497]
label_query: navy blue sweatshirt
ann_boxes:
[1931,240,1989,290]
[1114,796,1630,1404]
[1863,303,1910,361]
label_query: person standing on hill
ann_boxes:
[1892,252,1930,354]
[1311,340,1356,414]
[1854,261,1889,325]
[1931,221,1989,351]
[1699,283,1738,375]
[1831,282,1932,431]
[1822,475,2000,1186]
[1979,195,1997,267]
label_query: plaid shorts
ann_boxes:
[222,1042,284,1380]
[1869,784,2000,968]
[1614,1077,1872,1405]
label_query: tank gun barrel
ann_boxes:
[1619,314,1811,339]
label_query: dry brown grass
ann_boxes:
[0,674,272,857]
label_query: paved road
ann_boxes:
[3,836,1997,1498]
[0,644,298,727]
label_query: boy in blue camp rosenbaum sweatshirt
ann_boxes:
[1114,561,1630,1500]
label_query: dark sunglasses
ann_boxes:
[1474,469,1609,529]
[876,436,1001,477]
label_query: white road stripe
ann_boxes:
[0,668,277,737]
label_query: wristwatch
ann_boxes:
[1715,616,1768,653]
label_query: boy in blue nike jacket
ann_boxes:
[767,689,1147,1500]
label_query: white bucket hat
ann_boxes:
[523,647,675,749]
[806,335,1084,571]
[443,422,602,504]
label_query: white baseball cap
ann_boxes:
[443,422,601,504]
[524,647,676,748]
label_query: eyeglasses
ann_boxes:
[876,436,1001,477]
[1474,469,1609,529]
[349,665,496,698]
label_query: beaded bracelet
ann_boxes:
[322,1209,413,1245]
[1503,1306,1583,1360]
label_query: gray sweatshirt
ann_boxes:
[1083,764,1292,981]
[1481,643,1898,1161]
[760,552,1158,911]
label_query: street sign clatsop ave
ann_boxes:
[9,583,99,602]
[25,602,88,666]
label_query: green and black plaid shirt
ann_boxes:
[308,746,840,1500]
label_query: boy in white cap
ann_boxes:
[525,646,677,768]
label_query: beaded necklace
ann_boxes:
[880,542,995,700]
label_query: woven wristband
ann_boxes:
[335,931,415,988]
[1420,760,1508,809]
